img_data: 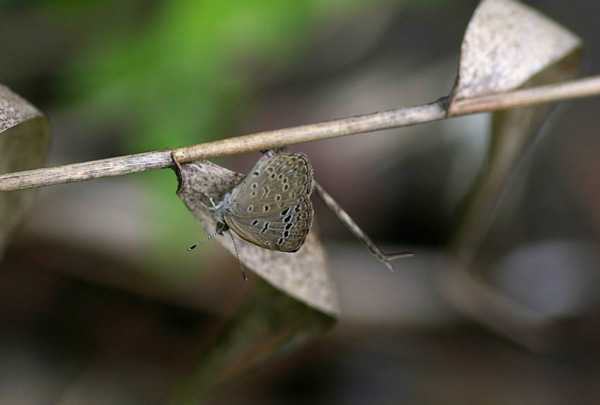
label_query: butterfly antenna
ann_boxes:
[188,231,220,251]
[227,231,248,281]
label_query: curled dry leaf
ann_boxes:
[449,0,582,257]
[443,0,584,349]
[450,0,582,106]
[175,158,339,316]
[0,85,51,258]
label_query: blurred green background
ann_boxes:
[2,0,600,403]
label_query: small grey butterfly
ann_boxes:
[189,150,314,280]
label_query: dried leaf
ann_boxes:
[450,0,581,104]
[449,0,582,254]
[176,158,339,316]
[0,85,51,258]
[443,0,584,348]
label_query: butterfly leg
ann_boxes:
[207,196,219,209]
[314,181,412,271]
[260,148,286,157]
[197,193,227,213]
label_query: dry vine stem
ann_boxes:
[1,75,600,193]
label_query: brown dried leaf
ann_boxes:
[450,0,582,253]
[443,0,584,348]
[0,85,51,258]
[176,158,339,316]
[450,0,582,104]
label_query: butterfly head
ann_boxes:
[215,220,229,235]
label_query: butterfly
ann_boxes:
[217,151,314,251]
[189,151,314,279]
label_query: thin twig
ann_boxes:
[448,75,600,115]
[0,151,175,191]
[1,74,600,192]
[0,101,446,192]
[314,181,413,271]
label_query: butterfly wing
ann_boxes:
[224,152,314,252]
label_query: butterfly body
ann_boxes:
[216,151,314,253]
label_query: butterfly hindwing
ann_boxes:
[223,152,314,252]
[225,194,313,252]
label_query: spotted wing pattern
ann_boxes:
[224,152,314,252]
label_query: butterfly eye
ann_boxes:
[215,220,228,234]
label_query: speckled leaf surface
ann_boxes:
[0,85,51,259]
[450,0,581,105]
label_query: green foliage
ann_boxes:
[58,0,326,150]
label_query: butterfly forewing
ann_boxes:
[224,152,314,252]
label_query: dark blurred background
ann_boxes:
[2,0,600,403]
